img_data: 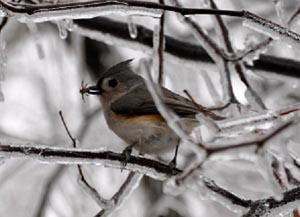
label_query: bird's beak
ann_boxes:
[87,85,103,95]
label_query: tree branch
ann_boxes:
[74,17,300,78]
[0,144,181,180]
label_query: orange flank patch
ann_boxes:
[112,113,165,124]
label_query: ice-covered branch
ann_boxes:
[207,0,266,110]
[94,172,143,217]
[168,0,236,103]
[243,187,300,217]
[0,0,244,23]
[243,11,300,48]
[74,17,300,79]
[0,144,180,180]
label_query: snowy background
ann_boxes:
[1,0,300,217]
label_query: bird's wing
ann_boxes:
[110,84,199,117]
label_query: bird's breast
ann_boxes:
[104,110,179,154]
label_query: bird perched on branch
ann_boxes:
[81,59,223,165]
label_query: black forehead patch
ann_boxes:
[96,59,134,87]
[101,59,134,78]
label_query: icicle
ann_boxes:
[26,22,45,59]
[56,20,68,39]
[127,16,138,39]
[65,19,74,31]
[243,11,300,48]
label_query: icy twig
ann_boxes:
[230,4,300,64]
[243,187,300,217]
[94,172,143,217]
[59,111,109,207]
[170,172,252,212]
[0,0,244,23]
[156,0,165,85]
[59,111,143,215]
[127,15,137,39]
[168,0,237,104]
[207,0,266,110]
[58,111,77,147]
[243,11,300,48]
[0,143,180,180]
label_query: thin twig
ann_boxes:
[208,0,266,110]
[169,0,237,104]
[58,110,76,147]
[157,0,165,85]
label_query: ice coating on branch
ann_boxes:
[0,144,171,180]
[243,11,300,48]
[13,5,162,23]
[217,110,280,135]
[190,174,247,214]
[99,173,143,217]
[127,16,138,39]
[195,113,220,142]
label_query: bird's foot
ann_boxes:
[121,145,133,169]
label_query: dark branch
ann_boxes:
[0,144,181,178]
[74,17,300,78]
[0,0,245,17]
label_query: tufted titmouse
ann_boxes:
[81,59,222,162]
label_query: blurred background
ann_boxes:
[1,0,300,216]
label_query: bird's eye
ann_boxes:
[108,78,118,88]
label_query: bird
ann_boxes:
[81,59,223,166]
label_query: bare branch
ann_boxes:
[0,144,181,180]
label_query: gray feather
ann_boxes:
[110,83,199,117]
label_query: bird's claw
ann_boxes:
[121,145,133,170]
